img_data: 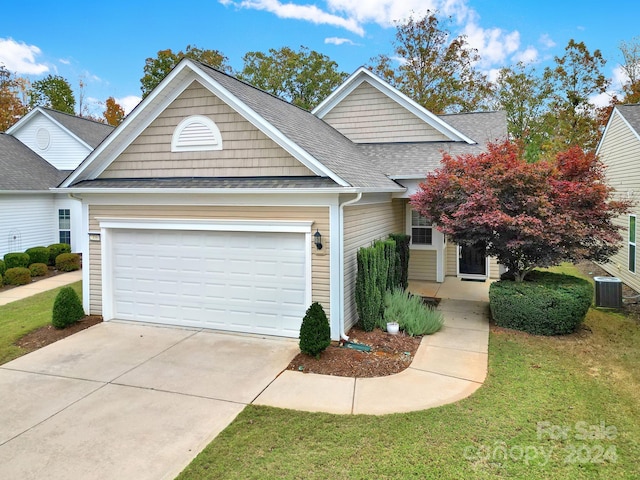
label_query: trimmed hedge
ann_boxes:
[29,262,48,277]
[389,233,410,290]
[48,243,71,266]
[0,259,5,277]
[52,286,85,329]
[26,246,50,265]
[4,252,30,269]
[489,271,592,335]
[299,302,331,358]
[4,267,31,286]
[55,253,81,272]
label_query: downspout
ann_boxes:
[338,192,362,341]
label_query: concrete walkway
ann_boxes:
[0,270,82,306]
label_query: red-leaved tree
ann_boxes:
[410,140,631,282]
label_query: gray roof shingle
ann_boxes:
[42,108,114,148]
[0,133,70,190]
[71,176,340,189]
[617,104,640,135]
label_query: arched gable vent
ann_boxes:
[171,115,223,152]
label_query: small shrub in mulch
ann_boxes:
[47,243,71,266]
[4,267,31,286]
[52,286,85,329]
[29,263,49,277]
[4,252,30,269]
[0,259,5,277]
[26,246,50,265]
[55,253,81,272]
[299,302,331,358]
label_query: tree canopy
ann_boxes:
[410,141,631,282]
[238,46,347,110]
[0,65,28,131]
[140,45,231,98]
[368,12,492,114]
[28,74,76,114]
[104,97,125,126]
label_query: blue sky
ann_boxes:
[1,0,638,116]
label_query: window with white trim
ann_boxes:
[629,215,636,273]
[58,209,71,245]
[171,115,222,152]
[410,209,433,246]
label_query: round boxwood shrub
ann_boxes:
[489,271,592,335]
[29,262,49,277]
[52,286,85,329]
[55,253,81,272]
[26,246,50,265]
[4,252,30,269]
[4,267,31,286]
[299,302,331,358]
[0,259,5,277]
[48,243,71,266]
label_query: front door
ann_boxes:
[459,243,487,278]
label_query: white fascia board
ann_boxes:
[97,217,313,233]
[5,107,41,135]
[52,186,405,196]
[313,67,475,144]
[60,64,196,187]
[0,190,54,194]
[38,109,94,151]
[596,108,618,156]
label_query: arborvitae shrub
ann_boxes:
[48,243,71,266]
[4,267,31,285]
[355,246,383,331]
[55,253,81,272]
[26,246,50,265]
[29,263,48,277]
[299,302,331,358]
[389,233,411,290]
[52,286,85,329]
[4,252,30,269]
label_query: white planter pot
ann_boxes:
[386,322,400,335]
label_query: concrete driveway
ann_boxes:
[0,322,298,480]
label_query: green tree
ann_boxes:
[238,46,348,110]
[104,96,125,126]
[140,45,231,98]
[619,37,640,104]
[28,74,76,114]
[369,12,493,113]
[0,65,28,130]
[543,40,609,154]
[494,63,552,161]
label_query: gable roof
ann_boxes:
[61,60,506,192]
[7,107,114,150]
[0,133,69,191]
[597,104,640,155]
[312,67,475,144]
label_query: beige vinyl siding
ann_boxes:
[342,199,405,331]
[598,112,640,292]
[489,257,500,279]
[101,81,314,178]
[87,204,330,316]
[408,250,438,281]
[446,243,457,276]
[323,82,451,143]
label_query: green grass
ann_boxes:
[0,281,82,365]
[178,265,640,479]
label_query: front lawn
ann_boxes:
[178,265,640,479]
[0,281,82,365]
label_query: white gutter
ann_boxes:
[337,192,363,341]
[50,186,405,195]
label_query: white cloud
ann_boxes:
[611,65,630,89]
[59,58,71,65]
[462,13,520,66]
[223,0,365,35]
[512,46,539,64]
[325,37,356,45]
[116,95,142,115]
[539,33,556,49]
[589,91,613,108]
[0,38,49,75]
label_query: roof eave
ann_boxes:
[53,185,405,195]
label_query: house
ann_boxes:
[1,108,113,256]
[58,59,506,340]
[596,104,640,293]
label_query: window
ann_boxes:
[171,115,222,152]
[59,209,71,245]
[630,215,636,273]
[411,209,433,245]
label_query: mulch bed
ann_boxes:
[14,316,103,353]
[287,326,422,378]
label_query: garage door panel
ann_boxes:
[110,229,308,337]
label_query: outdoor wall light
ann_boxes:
[314,229,323,250]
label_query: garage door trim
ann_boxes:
[99,217,313,326]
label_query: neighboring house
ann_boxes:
[1,108,113,256]
[59,59,506,340]
[596,104,640,293]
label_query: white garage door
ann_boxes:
[110,229,308,337]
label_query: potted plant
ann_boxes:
[386,321,400,334]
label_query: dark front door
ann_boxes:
[459,243,487,276]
